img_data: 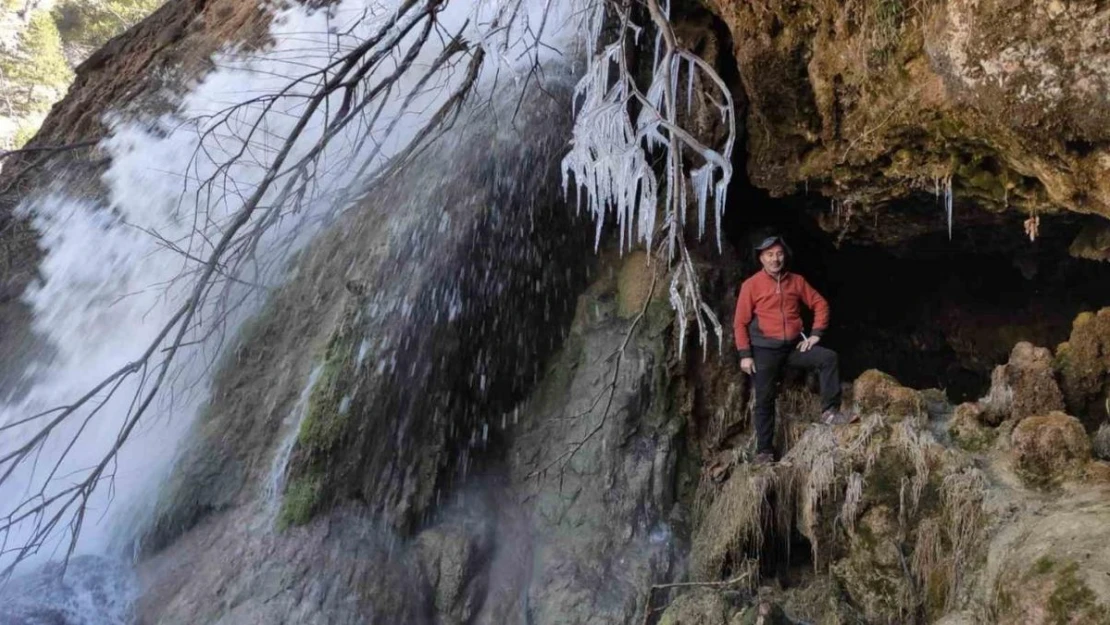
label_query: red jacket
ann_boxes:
[734,270,829,357]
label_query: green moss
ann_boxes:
[279,310,362,527]
[951,424,997,452]
[863,451,907,508]
[296,325,357,453]
[923,567,950,618]
[997,588,1014,614]
[1032,556,1056,576]
[1046,562,1109,625]
[278,474,323,529]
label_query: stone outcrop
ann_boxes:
[701,0,1110,245]
[1093,424,1110,461]
[138,242,682,625]
[980,341,1065,425]
[852,369,924,420]
[948,401,995,451]
[985,490,1110,624]
[1010,411,1091,487]
[1056,308,1110,427]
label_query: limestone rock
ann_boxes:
[831,505,912,624]
[658,589,730,625]
[1069,221,1110,262]
[1093,424,1110,461]
[948,402,995,451]
[987,491,1110,624]
[932,611,976,625]
[700,0,1110,246]
[1010,412,1091,487]
[1085,461,1110,485]
[414,521,492,625]
[616,250,655,318]
[852,370,923,420]
[730,599,792,625]
[1056,308,1110,427]
[981,342,1065,425]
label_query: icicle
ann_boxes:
[692,164,712,239]
[687,57,695,112]
[945,175,954,240]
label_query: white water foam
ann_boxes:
[0,0,584,574]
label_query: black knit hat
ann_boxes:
[753,234,792,262]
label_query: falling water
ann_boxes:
[0,0,583,618]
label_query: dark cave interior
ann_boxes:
[721,181,1110,404]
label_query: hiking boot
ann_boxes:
[821,408,858,426]
[753,451,775,465]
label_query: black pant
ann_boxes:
[752,344,841,453]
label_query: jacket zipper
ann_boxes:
[776,273,787,345]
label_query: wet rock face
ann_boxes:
[0,556,135,625]
[699,0,1110,243]
[414,517,493,625]
[501,256,680,625]
[139,251,681,625]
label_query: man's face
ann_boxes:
[759,244,785,274]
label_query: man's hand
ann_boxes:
[797,335,820,352]
[741,357,756,375]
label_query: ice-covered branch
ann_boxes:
[561,0,736,356]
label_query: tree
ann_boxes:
[0,11,73,112]
[51,0,162,51]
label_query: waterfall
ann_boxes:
[0,0,578,589]
[0,0,737,620]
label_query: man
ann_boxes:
[734,235,854,464]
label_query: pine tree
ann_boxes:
[0,10,73,112]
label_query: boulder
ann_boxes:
[1056,308,1110,428]
[1010,412,1091,487]
[852,370,923,420]
[730,599,792,625]
[414,522,492,625]
[1093,424,1110,461]
[658,589,731,625]
[981,342,1064,425]
[947,402,995,451]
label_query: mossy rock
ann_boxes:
[831,505,913,623]
[852,369,923,421]
[1055,309,1110,428]
[996,558,1110,625]
[1011,412,1091,488]
[657,588,731,625]
[1093,424,1110,461]
[730,601,791,625]
[279,309,363,527]
[278,473,323,529]
[948,402,996,452]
